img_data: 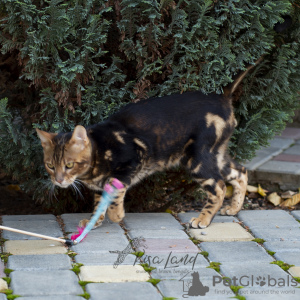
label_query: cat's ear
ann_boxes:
[36,129,57,149]
[69,125,89,152]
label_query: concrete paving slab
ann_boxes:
[157,278,235,300]
[0,295,6,300]
[291,210,300,220]
[135,238,199,253]
[264,138,294,149]
[7,254,72,271]
[200,241,273,263]
[70,231,130,254]
[75,253,137,266]
[257,161,300,174]
[264,241,300,253]
[2,220,63,240]
[250,226,300,242]
[137,252,208,269]
[17,297,84,300]
[245,147,283,170]
[238,286,300,299]
[188,223,253,242]
[2,215,57,222]
[0,260,5,277]
[283,145,300,155]
[220,262,289,281]
[86,282,162,300]
[127,229,189,239]
[273,154,300,162]
[274,252,300,266]
[4,240,67,255]
[61,213,123,233]
[151,266,219,280]
[10,270,82,296]
[177,212,238,224]
[79,265,150,282]
[0,278,8,291]
[238,210,300,228]
[289,266,300,277]
[276,127,300,139]
[123,213,183,230]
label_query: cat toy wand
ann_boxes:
[0,178,124,246]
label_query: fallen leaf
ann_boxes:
[280,193,300,207]
[225,185,233,198]
[247,185,268,194]
[6,184,21,191]
[267,192,282,206]
[281,190,297,199]
[169,245,177,248]
[257,184,267,197]
[165,209,173,214]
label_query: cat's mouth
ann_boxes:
[53,181,70,188]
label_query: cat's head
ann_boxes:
[36,125,92,188]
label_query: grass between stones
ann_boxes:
[140,263,156,272]
[71,263,83,275]
[293,277,300,283]
[207,262,221,273]
[131,251,144,257]
[1,289,20,300]
[189,237,200,245]
[0,252,12,264]
[270,261,294,271]
[78,280,92,299]
[162,298,177,300]
[147,278,161,286]
[266,250,276,256]
[199,251,209,258]
[252,238,265,244]
[230,285,245,300]
[4,268,14,276]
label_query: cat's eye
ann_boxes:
[47,163,54,170]
[66,162,74,169]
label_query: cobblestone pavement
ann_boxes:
[0,210,300,299]
[246,127,300,190]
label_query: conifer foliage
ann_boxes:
[0,1,299,207]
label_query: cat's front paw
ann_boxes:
[78,217,104,229]
[189,216,211,229]
[220,205,240,216]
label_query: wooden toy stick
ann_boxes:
[0,225,71,245]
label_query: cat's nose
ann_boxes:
[55,175,64,184]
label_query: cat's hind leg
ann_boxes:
[189,175,226,229]
[220,159,247,215]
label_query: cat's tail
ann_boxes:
[223,56,264,99]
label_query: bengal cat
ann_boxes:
[36,60,262,229]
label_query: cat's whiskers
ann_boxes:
[71,181,84,200]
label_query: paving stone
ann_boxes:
[157,278,235,300]
[137,252,208,269]
[245,147,283,170]
[127,229,189,239]
[238,210,300,228]
[0,295,6,300]
[276,127,300,139]
[135,238,199,253]
[4,240,67,255]
[289,266,300,277]
[75,253,137,266]
[274,252,300,266]
[200,241,273,263]
[2,220,63,240]
[10,270,82,296]
[123,213,183,230]
[0,260,5,277]
[291,210,300,220]
[177,212,238,224]
[2,215,57,222]
[265,138,294,149]
[0,278,8,291]
[283,145,300,155]
[220,262,288,281]
[86,282,162,300]
[79,265,150,282]
[273,154,300,162]
[151,266,219,280]
[71,231,130,254]
[188,223,253,242]
[7,254,72,271]
[257,161,300,174]
[18,297,84,300]
[249,226,300,242]
[238,286,300,299]
[264,241,300,253]
[61,213,123,233]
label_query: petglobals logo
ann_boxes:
[213,275,299,288]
